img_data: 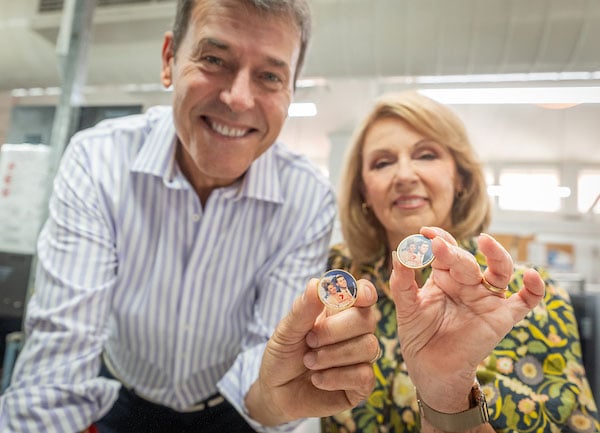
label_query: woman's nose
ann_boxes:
[392,158,419,185]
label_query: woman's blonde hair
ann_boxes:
[338,90,491,268]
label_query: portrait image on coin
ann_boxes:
[397,234,435,269]
[318,269,358,310]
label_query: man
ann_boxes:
[0,1,378,432]
[334,274,356,306]
[416,240,433,266]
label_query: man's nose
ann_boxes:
[220,69,255,112]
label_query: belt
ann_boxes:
[101,352,225,413]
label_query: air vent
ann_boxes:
[39,0,173,13]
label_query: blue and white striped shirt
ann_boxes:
[0,106,336,432]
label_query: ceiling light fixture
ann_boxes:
[382,71,600,85]
[419,87,600,105]
[288,102,317,117]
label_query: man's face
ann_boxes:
[336,276,347,288]
[161,1,301,192]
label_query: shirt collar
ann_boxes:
[237,144,283,204]
[131,106,283,204]
[131,106,178,183]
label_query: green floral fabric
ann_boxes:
[321,239,600,433]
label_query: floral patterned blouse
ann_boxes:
[321,240,600,433]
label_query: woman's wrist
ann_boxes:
[417,380,491,432]
[411,373,478,413]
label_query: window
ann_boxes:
[578,170,600,214]
[488,169,569,212]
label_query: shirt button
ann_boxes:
[192,213,201,222]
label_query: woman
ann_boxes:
[322,91,599,433]
[398,239,419,267]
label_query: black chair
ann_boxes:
[570,292,600,405]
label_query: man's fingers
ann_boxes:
[310,363,376,396]
[303,333,380,369]
[306,280,378,349]
[352,279,378,308]
[274,278,326,345]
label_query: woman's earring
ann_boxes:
[361,202,370,215]
[455,190,465,200]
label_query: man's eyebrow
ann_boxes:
[266,56,288,71]
[191,37,230,57]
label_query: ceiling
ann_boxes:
[1,0,600,166]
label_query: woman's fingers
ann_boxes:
[478,233,513,290]
[429,236,482,286]
[420,226,458,246]
[507,268,545,320]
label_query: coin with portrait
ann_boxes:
[318,269,358,310]
[397,234,435,269]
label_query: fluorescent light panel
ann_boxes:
[419,87,600,104]
[288,102,317,117]
[383,71,600,85]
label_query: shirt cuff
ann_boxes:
[217,343,304,433]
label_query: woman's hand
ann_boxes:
[245,277,379,426]
[389,226,545,413]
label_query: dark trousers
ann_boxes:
[95,361,256,433]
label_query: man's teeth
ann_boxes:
[211,121,247,137]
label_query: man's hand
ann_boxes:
[245,277,379,426]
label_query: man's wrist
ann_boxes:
[245,379,288,426]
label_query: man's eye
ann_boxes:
[201,56,224,67]
[260,72,285,90]
[263,72,282,83]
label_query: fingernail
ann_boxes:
[306,331,318,348]
[303,351,317,368]
[311,372,323,387]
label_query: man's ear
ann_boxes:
[161,31,175,88]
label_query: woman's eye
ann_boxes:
[416,151,437,161]
[372,159,392,170]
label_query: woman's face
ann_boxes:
[361,117,459,250]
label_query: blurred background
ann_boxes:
[1,0,599,422]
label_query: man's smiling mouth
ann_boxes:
[206,117,252,138]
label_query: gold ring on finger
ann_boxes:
[369,345,382,364]
[481,275,508,297]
